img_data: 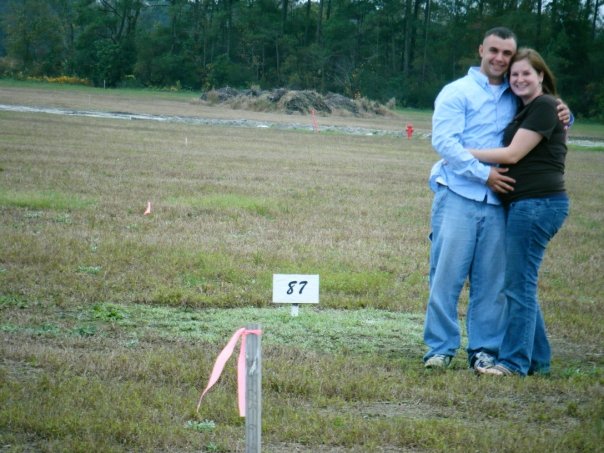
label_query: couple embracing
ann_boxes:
[423,27,570,377]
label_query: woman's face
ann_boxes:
[509,58,543,104]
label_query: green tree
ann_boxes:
[2,0,65,75]
[134,0,200,88]
[237,0,283,86]
[74,0,144,86]
[545,0,600,117]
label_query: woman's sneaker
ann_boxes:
[424,354,452,369]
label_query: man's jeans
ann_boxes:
[424,186,507,363]
[498,195,569,376]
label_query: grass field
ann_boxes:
[0,81,602,452]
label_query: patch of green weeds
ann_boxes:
[54,212,72,224]
[186,419,216,432]
[321,270,394,296]
[558,365,600,378]
[30,324,61,336]
[77,265,102,275]
[0,189,94,210]
[124,338,139,348]
[196,251,242,284]
[150,287,206,308]
[92,303,126,321]
[568,144,604,152]
[204,442,221,452]
[152,288,184,306]
[182,274,207,289]
[98,304,424,357]
[0,294,29,309]
[23,210,44,219]
[0,323,19,332]
[73,325,97,337]
[170,193,278,217]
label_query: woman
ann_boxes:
[469,48,570,376]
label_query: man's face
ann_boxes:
[479,35,517,84]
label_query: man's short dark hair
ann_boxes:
[484,27,517,43]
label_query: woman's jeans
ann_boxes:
[498,195,569,376]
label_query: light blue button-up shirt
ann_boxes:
[429,67,519,205]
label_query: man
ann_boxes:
[423,27,570,370]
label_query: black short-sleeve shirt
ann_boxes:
[499,94,567,203]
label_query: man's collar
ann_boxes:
[468,66,510,89]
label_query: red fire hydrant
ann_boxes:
[406,123,414,140]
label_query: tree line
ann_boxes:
[1,0,603,119]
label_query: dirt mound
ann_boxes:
[200,87,392,117]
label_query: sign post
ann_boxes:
[272,274,320,316]
[245,323,261,453]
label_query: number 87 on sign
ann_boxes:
[272,274,319,305]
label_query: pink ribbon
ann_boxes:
[311,108,319,132]
[196,327,262,417]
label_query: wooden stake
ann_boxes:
[245,324,262,453]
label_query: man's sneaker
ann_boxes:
[424,354,452,369]
[472,351,495,371]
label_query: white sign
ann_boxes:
[272,274,319,304]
